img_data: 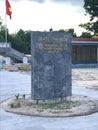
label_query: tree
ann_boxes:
[0,18,5,42]
[80,32,92,38]
[84,0,98,20]
[79,0,98,34]
[57,28,77,37]
[65,28,77,37]
[10,29,31,54]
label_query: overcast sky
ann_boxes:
[0,0,89,35]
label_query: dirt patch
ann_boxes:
[72,68,98,90]
[1,95,98,117]
[2,64,31,71]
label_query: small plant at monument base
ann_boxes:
[17,102,21,107]
[15,93,19,100]
[10,102,21,108]
[37,103,71,110]
[23,94,26,99]
[10,103,14,108]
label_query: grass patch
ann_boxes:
[37,101,81,110]
[10,102,21,108]
[37,103,70,110]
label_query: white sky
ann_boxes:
[0,0,90,36]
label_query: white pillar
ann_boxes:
[23,57,28,64]
[5,57,11,65]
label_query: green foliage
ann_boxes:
[0,17,2,30]
[0,18,5,42]
[10,93,27,108]
[65,28,77,37]
[38,103,71,110]
[79,0,98,34]
[15,93,19,100]
[36,99,39,105]
[10,29,31,54]
[0,18,31,54]
[17,102,21,107]
[10,103,14,108]
[57,28,77,37]
[80,32,92,38]
[79,22,92,32]
[84,0,98,21]
[10,102,21,108]
[58,29,65,32]
[23,94,26,99]
[92,21,98,33]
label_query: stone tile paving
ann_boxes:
[0,69,98,130]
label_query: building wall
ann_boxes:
[72,45,97,63]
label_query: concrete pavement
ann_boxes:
[0,69,98,130]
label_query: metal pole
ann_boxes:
[5,0,7,46]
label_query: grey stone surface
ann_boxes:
[31,32,72,100]
[0,69,98,130]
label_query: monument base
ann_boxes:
[1,94,98,117]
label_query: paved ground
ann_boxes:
[72,68,98,90]
[0,68,98,130]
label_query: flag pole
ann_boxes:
[5,0,7,45]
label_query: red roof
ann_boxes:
[72,38,98,42]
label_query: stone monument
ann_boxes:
[31,31,72,100]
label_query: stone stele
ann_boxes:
[31,31,72,100]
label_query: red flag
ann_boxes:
[6,0,12,19]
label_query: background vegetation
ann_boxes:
[0,0,98,54]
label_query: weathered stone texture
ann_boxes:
[31,32,72,100]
